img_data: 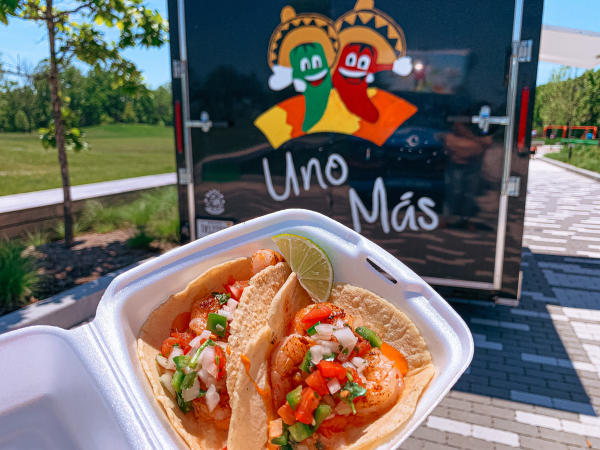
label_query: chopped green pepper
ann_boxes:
[355,326,382,347]
[171,369,185,392]
[314,404,331,428]
[306,321,321,336]
[288,422,314,442]
[189,339,215,368]
[214,292,230,305]
[176,392,192,413]
[207,313,228,337]
[271,434,288,445]
[299,349,312,373]
[181,371,197,390]
[286,385,302,410]
[173,355,190,370]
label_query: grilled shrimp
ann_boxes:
[189,294,220,334]
[251,249,284,275]
[270,334,312,408]
[353,347,402,417]
[192,391,231,430]
[293,303,354,334]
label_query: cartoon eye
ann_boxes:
[345,52,357,67]
[311,54,322,69]
[357,55,371,70]
[300,57,310,72]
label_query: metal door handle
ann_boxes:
[186,111,230,132]
[447,105,509,133]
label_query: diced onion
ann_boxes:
[327,378,341,395]
[309,345,328,365]
[189,331,211,348]
[334,319,345,328]
[333,327,357,356]
[182,376,201,402]
[156,354,175,370]
[315,323,334,339]
[227,298,239,310]
[205,384,220,412]
[351,357,368,373]
[335,401,352,415]
[315,340,339,353]
[159,373,175,396]
[217,308,234,321]
[168,346,184,367]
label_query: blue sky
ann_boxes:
[0,0,598,88]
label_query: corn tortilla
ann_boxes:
[137,258,289,449]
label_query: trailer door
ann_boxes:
[169,0,542,300]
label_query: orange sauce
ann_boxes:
[241,353,272,411]
[380,342,409,376]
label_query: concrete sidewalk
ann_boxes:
[406,159,600,449]
[0,173,176,214]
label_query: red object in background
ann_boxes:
[175,100,183,153]
[517,86,530,151]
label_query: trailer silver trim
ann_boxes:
[493,0,525,291]
[177,0,197,240]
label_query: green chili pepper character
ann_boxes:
[289,43,332,132]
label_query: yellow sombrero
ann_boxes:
[335,0,406,65]
[268,6,339,69]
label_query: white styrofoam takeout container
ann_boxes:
[0,209,473,449]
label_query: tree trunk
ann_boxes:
[45,0,73,246]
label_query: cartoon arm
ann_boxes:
[268,65,293,91]
[375,56,413,77]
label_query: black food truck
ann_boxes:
[167,0,543,303]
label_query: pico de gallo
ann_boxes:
[270,303,409,449]
[155,277,248,420]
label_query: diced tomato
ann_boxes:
[301,305,332,330]
[305,369,328,396]
[171,312,191,332]
[295,387,320,425]
[161,337,180,357]
[348,367,364,388]
[381,342,409,376]
[352,337,371,357]
[225,280,249,300]
[277,402,296,425]
[214,345,226,380]
[317,361,347,382]
[170,330,195,346]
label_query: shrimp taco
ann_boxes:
[137,250,290,450]
[231,274,435,449]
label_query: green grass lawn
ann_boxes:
[545,144,600,174]
[0,124,175,196]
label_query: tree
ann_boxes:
[14,109,29,131]
[0,1,167,245]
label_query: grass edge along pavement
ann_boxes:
[0,186,179,315]
[545,143,600,174]
[0,124,175,196]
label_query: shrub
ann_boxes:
[14,110,30,132]
[127,229,154,249]
[0,240,38,314]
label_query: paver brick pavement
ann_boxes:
[404,160,600,449]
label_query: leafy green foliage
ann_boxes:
[0,240,38,314]
[14,110,29,132]
[40,123,88,152]
[127,229,154,249]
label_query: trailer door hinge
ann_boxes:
[172,60,183,79]
[506,176,521,197]
[513,40,533,62]
[178,168,191,184]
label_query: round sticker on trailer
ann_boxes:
[204,189,225,215]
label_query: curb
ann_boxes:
[539,156,600,182]
[0,259,150,334]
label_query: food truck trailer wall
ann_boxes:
[167,0,543,303]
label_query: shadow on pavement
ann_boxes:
[448,248,599,416]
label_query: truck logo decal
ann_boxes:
[254,0,417,149]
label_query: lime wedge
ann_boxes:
[272,234,333,302]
